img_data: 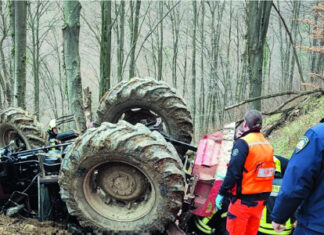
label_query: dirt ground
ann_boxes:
[0,215,71,235]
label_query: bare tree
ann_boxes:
[247,0,272,110]
[157,1,163,81]
[191,1,197,126]
[27,0,50,119]
[63,0,86,131]
[199,1,205,131]
[13,0,27,108]
[167,2,182,87]
[0,1,11,107]
[129,0,141,79]
[9,0,15,105]
[99,1,112,98]
[116,1,125,82]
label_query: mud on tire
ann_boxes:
[95,77,193,156]
[0,107,46,149]
[59,121,185,233]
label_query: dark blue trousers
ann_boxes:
[294,224,324,235]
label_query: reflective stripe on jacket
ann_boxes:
[259,156,292,235]
[240,132,274,195]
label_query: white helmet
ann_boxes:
[49,119,56,130]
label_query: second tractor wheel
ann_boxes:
[0,107,46,149]
[95,77,193,157]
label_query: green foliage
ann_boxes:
[267,95,324,158]
[263,113,281,126]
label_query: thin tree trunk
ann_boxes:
[235,13,242,102]
[8,0,14,106]
[63,0,86,131]
[157,1,163,81]
[287,1,300,91]
[169,3,180,88]
[199,1,205,133]
[191,1,197,126]
[224,1,233,118]
[0,1,10,107]
[129,0,141,79]
[182,27,189,98]
[310,14,318,79]
[28,1,41,119]
[99,1,112,98]
[14,0,27,108]
[272,2,305,87]
[52,30,66,117]
[117,1,125,82]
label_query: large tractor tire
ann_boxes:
[59,121,185,233]
[0,107,46,149]
[95,77,193,156]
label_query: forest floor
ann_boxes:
[0,215,71,234]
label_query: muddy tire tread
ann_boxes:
[59,121,185,233]
[0,108,46,148]
[95,77,193,156]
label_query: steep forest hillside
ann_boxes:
[267,95,324,158]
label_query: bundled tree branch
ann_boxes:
[263,97,310,137]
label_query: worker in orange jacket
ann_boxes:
[215,110,275,235]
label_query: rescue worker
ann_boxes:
[271,120,324,235]
[215,110,275,235]
[47,119,60,150]
[258,155,295,235]
[191,199,229,235]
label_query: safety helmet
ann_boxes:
[49,119,56,130]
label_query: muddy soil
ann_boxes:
[0,215,71,234]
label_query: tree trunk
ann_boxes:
[206,1,225,128]
[199,1,205,132]
[182,27,189,98]
[235,13,242,102]
[99,1,112,98]
[14,0,27,109]
[288,1,300,91]
[129,0,141,79]
[169,3,180,88]
[157,1,163,81]
[28,1,41,119]
[117,1,125,82]
[224,0,233,119]
[8,0,14,106]
[0,1,10,107]
[63,0,86,132]
[247,0,272,110]
[191,1,197,126]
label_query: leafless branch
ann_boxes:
[225,88,324,111]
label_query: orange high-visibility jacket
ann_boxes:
[240,132,275,195]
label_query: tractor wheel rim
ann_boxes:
[83,161,156,221]
[97,164,148,201]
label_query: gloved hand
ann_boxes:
[215,194,224,210]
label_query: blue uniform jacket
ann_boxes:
[271,123,324,233]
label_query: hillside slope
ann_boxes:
[266,95,324,158]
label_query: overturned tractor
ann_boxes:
[0,77,234,234]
